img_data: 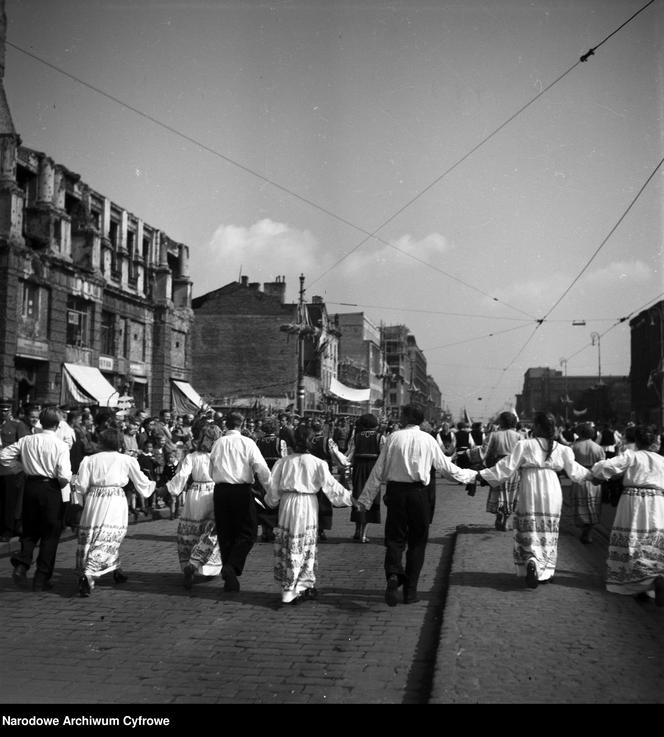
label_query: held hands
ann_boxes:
[476,473,489,487]
[351,498,365,512]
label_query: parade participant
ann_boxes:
[265,424,354,605]
[74,428,155,597]
[357,404,478,606]
[346,413,384,543]
[159,423,223,590]
[208,412,271,593]
[477,411,593,588]
[570,422,605,544]
[590,425,664,605]
[0,398,28,541]
[254,418,288,542]
[435,421,456,457]
[0,408,72,591]
[310,418,350,541]
[482,411,522,531]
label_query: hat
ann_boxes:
[0,398,12,410]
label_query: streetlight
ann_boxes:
[559,358,569,422]
[590,332,602,385]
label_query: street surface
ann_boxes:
[1,477,663,709]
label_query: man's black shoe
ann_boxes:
[33,575,53,592]
[12,564,28,588]
[403,589,419,604]
[385,575,400,607]
[222,565,240,592]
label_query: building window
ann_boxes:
[172,329,186,366]
[127,230,137,285]
[100,311,115,355]
[66,296,93,348]
[128,320,145,362]
[19,281,49,340]
[109,220,120,279]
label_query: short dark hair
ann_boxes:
[400,404,424,426]
[498,411,517,429]
[39,408,61,430]
[227,412,244,429]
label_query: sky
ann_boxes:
[4,0,663,421]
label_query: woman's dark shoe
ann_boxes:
[654,576,664,607]
[525,560,539,589]
[302,587,318,600]
[183,564,195,590]
[78,575,92,598]
[113,569,128,584]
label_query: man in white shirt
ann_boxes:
[209,412,271,592]
[358,404,478,607]
[0,407,72,591]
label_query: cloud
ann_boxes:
[582,260,651,286]
[338,231,454,275]
[195,218,319,296]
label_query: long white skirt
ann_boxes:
[512,468,562,582]
[570,479,602,527]
[76,486,128,579]
[273,492,319,603]
[606,487,664,595]
[177,481,222,576]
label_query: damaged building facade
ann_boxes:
[0,11,196,413]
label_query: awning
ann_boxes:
[171,379,207,416]
[329,377,370,403]
[62,363,119,407]
[215,396,291,411]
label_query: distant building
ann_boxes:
[0,10,195,414]
[630,300,663,426]
[191,276,340,416]
[381,325,435,419]
[334,312,383,416]
[515,367,630,425]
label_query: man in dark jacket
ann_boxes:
[0,399,29,540]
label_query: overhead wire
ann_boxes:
[307,0,658,290]
[7,1,655,323]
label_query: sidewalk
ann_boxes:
[431,480,664,703]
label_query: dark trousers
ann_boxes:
[11,477,63,580]
[383,481,430,596]
[213,483,257,576]
[0,472,25,537]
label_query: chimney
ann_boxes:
[241,275,248,287]
[312,295,323,304]
[263,276,287,303]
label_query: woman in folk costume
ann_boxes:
[160,423,223,590]
[569,422,605,544]
[477,411,592,588]
[483,411,522,531]
[265,424,354,605]
[590,425,664,605]
[346,413,385,543]
[74,429,156,597]
[309,418,350,541]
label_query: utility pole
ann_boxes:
[296,274,306,417]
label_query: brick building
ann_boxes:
[0,8,196,414]
[334,312,383,416]
[630,300,664,426]
[191,276,340,416]
[515,367,631,425]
